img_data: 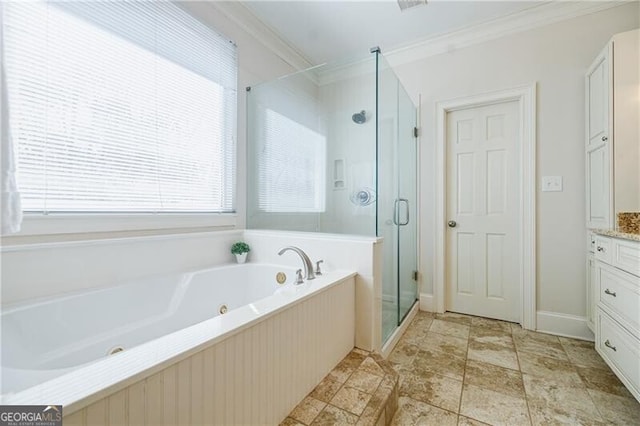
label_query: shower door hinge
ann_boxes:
[413,127,419,138]
[412,270,419,281]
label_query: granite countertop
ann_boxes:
[591,228,640,242]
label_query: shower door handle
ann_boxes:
[393,198,410,226]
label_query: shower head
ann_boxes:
[352,110,366,124]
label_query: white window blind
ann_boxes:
[258,109,326,213]
[2,1,237,213]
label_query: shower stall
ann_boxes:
[246,49,417,345]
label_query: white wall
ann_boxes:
[391,3,639,318]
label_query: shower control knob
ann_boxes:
[448,220,457,228]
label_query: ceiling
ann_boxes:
[242,0,544,64]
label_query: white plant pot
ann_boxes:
[235,252,248,264]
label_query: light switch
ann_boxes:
[542,176,563,192]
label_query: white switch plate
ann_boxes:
[542,176,563,192]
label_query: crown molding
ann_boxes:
[385,1,630,67]
[208,1,314,72]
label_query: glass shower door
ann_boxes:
[377,52,418,344]
[396,84,418,323]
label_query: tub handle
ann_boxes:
[315,260,324,276]
[295,269,304,285]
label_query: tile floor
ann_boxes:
[281,349,399,425]
[389,311,640,425]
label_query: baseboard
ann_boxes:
[536,311,594,341]
[419,293,435,312]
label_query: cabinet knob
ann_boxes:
[602,136,608,142]
[597,246,605,252]
[604,340,617,351]
[448,220,457,228]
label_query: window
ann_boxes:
[258,109,326,213]
[2,1,237,214]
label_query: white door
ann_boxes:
[445,101,520,322]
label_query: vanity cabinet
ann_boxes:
[585,29,640,229]
[593,234,640,402]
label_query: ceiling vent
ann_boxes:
[397,0,427,12]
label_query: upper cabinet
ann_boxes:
[585,29,640,230]
[586,47,610,150]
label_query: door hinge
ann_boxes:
[413,127,419,138]
[412,270,419,281]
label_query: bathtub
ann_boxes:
[1,263,356,424]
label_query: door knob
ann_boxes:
[448,220,457,228]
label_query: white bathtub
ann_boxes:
[1,263,356,420]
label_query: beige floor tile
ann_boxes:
[563,344,610,369]
[522,374,602,422]
[411,313,436,328]
[401,321,432,346]
[415,310,435,319]
[412,348,466,381]
[358,357,386,378]
[457,415,491,426]
[352,348,370,356]
[467,339,519,370]
[388,341,419,366]
[513,334,568,361]
[464,359,525,398]
[470,317,513,332]
[399,369,463,413]
[345,370,383,394]
[289,396,327,425]
[355,405,382,426]
[311,404,359,425]
[391,397,458,426]
[575,365,634,398]
[342,351,368,369]
[330,386,372,416]
[588,388,640,425]
[436,312,474,326]
[517,351,582,385]
[558,336,593,349]
[527,401,609,426]
[417,331,468,359]
[327,361,357,383]
[430,319,471,339]
[511,327,560,344]
[459,383,531,426]
[310,376,344,403]
[469,326,514,348]
[280,417,306,426]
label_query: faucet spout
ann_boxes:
[277,246,316,282]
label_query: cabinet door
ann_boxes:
[587,253,596,332]
[586,143,612,228]
[586,46,611,149]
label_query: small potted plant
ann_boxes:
[231,241,250,264]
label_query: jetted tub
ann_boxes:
[2,263,306,394]
[1,263,344,396]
